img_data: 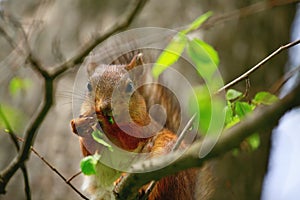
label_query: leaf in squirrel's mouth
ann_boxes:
[91,129,113,152]
[107,116,115,124]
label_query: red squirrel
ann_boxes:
[71,52,198,200]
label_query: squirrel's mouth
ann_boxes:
[96,108,115,126]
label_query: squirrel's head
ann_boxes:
[83,53,151,150]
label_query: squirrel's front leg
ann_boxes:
[114,129,198,200]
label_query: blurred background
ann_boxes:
[0,0,299,199]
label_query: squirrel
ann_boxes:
[70,50,198,200]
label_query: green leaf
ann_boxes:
[253,91,278,105]
[9,77,32,96]
[193,39,219,66]
[0,103,27,133]
[235,101,253,118]
[182,11,213,34]
[225,115,240,129]
[80,155,100,175]
[187,38,219,80]
[190,86,211,134]
[247,133,260,150]
[92,129,113,152]
[224,105,233,125]
[226,89,243,101]
[152,33,187,78]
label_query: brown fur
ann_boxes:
[71,52,197,199]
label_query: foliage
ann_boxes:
[92,129,113,152]
[225,89,278,150]
[152,11,216,80]
[80,154,100,175]
[152,12,279,150]
[0,103,27,133]
[9,77,32,97]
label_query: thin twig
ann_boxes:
[0,0,149,197]
[0,105,20,151]
[20,168,31,200]
[270,64,300,94]
[200,0,300,30]
[140,181,156,200]
[244,77,251,99]
[50,0,149,78]
[217,39,300,93]
[11,136,89,200]
[131,113,197,200]
[115,81,300,200]
[66,171,82,183]
[0,106,31,200]
[29,144,89,200]
[172,113,197,151]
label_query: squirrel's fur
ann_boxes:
[71,49,198,200]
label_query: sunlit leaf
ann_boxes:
[182,11,213,34]
[92,129,113,152]
[224,105,233,125]
[235,102,253,118]
[80,154,100,175]
[152,33,187,78]
[225,116,240,129]
[190,86,211,134]
[0,103,27,133]
[190,86,225,135]
[187,38,219,80]
[193,39,219,66]
[226,89,243,101]
[9,77,32,96]
[253,91,278,105]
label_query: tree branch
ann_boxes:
[217,39,300,93]
[115,78,300,200]
[28,140,89,200]
[50,0,149,78]
[0,0,149,197]
[0,106,31,200]
[270,64,300,94]
[200,0,300,30]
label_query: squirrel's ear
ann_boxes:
[87,62,98,76]
[125,53,144,71]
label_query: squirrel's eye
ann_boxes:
[87,82,92,92]
[125,82,134,93]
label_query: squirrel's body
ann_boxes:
[71,51,198,199]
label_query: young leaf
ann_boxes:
[226,89,243,101]
[80,155,99,175]
[247,133,260,150]
[187,38,219,80]
[92,129,113,152]
[190,86,211,134]
[224,105,233,125]
[225,116,240,129]
[253,91,278,105]
[152,33,187,78]
[0,103,27,133]
[9,77,32,96]
[182,11,213,34]
[235,101,253,118]
[190,86,225,135]
[193,39,219,66]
